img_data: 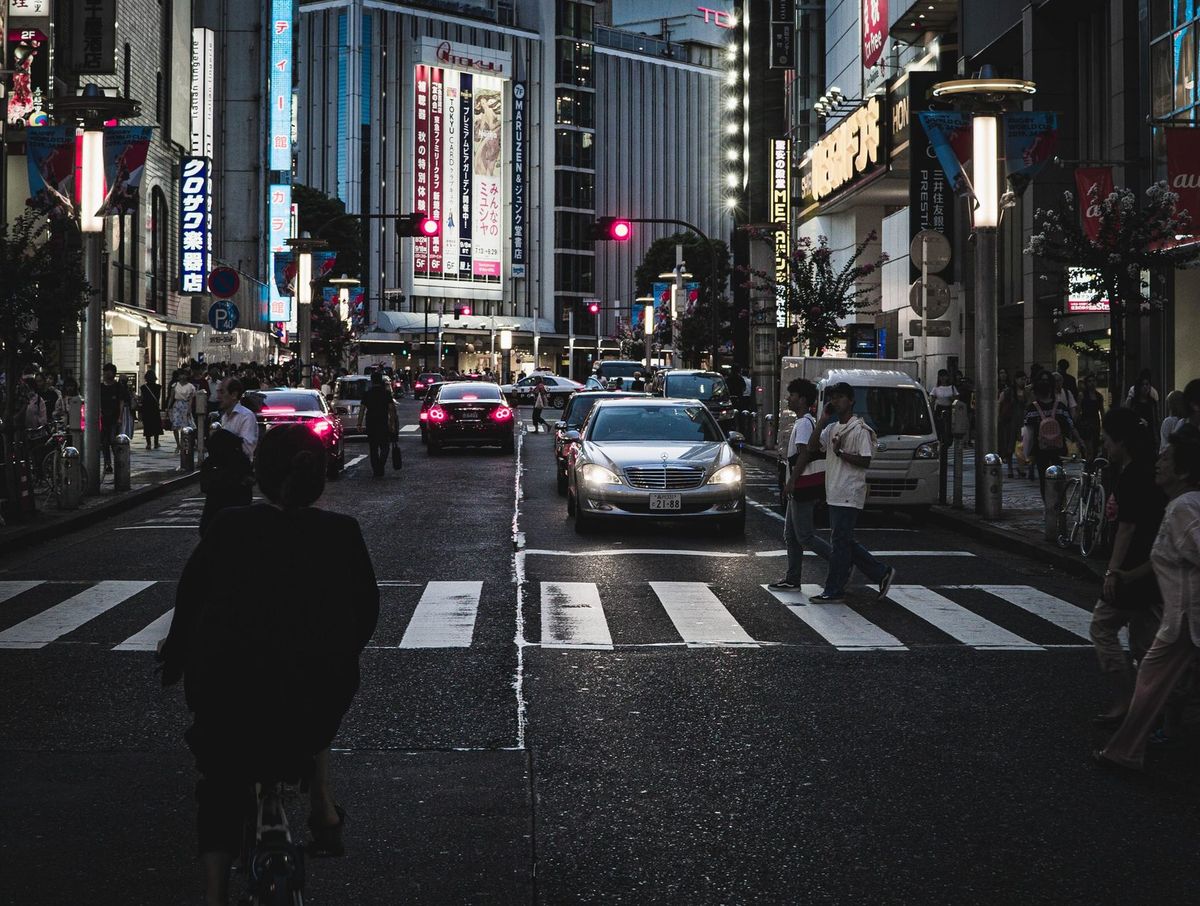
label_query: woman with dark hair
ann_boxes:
[1094,424,1200,773]
[1089,408,1166,725]
[158,424,379,905]
[1126,370,1159,426]
[1022,371,1087,498]
[1075,374,1105,463]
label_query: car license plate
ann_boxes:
[649,493,682,511]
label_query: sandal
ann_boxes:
[307,804,346,857]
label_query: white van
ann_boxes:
[777,358,939,509]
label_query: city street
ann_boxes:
[2,397,1198,904]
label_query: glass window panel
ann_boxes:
[1176,25,1197,110]
[1152,0,1170,34]
[1153,37,1175,116]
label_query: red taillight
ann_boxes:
[428,405,447,422]
[311,418,333,436]
[415,382,425,390]
[492,407,513,422]
[419,411,428,421]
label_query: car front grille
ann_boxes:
[624,465,706,490]
[868,478,920,498]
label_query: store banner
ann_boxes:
[861,0,887,70]
[429,67,444,272]
[25,124,76,214]
[267,183,292,321]
[906,71,953,282]
[458,72,474,276]
[273,251,296,297]
[414,64,430,272]
[1074,166,1114,242]
[268,0,292,172]
[917,111,973,195]
[178,156,212,295]
[98,125,152,216]
[72,0,116,75]
[1003,112,1057,197]
[511,81,526,272]
[471,75,503,277]
[1166,127,1200,229]
[442,74,461,276]
[6,26,51,135]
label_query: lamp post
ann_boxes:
[328,273,360,323]
[53,85,140,495]
[499,328,513,385]
[659,257,693,368]
[636,295,655,374]
[286,236,329,388]
[931,73,1036,518]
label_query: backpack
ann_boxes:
[1034,402,1064,451]
[791,414,826,502]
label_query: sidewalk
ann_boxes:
[0,443,198,554]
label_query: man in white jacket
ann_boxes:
[806,382,896,602]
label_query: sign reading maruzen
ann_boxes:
[511,81,527,275]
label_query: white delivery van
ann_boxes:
[776,357,939,509]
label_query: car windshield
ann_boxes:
[597,362,641,379]
[565,393,638,427]
[834,386,934,436]
[334,380,370,401]
[665,374,729,401]
[440,384,502,401]
[421,384,444,403]
[588,404,724,443]
[245,391,324,414]
[417,374,441,383]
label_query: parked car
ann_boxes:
[552,390,647,496]
[650,368,738,434]
[500,373,583,408]
[565,398,746,536]
[240,389,345,478]
[424,381,516,455]
[413,372,443,397]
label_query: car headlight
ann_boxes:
[581,464,622,487]
[707,464,743,485]
[914,441,939,460]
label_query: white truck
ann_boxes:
[775,357,940,510]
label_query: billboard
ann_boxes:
[6,26,50,136]
[771,138,791,328]
[268,0,292,172]
[268,183,292,321]
[413,62,505,288]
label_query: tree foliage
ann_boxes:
[739,229,887,356]
[292,185,364,369]
[310,297,354,368]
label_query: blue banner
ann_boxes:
[273,251,296,297]
[99,125,152,216]
[25,124,76,215]
[1004,112,1058,197]
[917,111,973,195]
[269,0,293,172]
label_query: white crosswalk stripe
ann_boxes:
[0,579,1098,654]
[399,424,420,432]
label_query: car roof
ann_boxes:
[590,397,705,408]
[664,369,720,378]
[819,369,922,386]
[440,380,499,388]
[254,388,320,396]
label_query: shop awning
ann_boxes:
[110,304,200,335]
[374,310,557,335]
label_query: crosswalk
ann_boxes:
[0,578,1099,655]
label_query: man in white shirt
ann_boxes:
[806,382,896,602]
[768,378,830,590]
[216,377,258,460]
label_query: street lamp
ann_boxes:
[636,295,655,374]
[328,273,360,323]
[659,266,693,368]
[286,236,329,387]
[931,71,1036,518]
[53,84,140,495]
[499,328,513,385]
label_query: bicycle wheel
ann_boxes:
[1079,480,1105,558]
[1057,479,1081,548]
[34,451,57,497]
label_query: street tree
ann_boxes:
[740,228,887,356]
[0,211,89,452]
[310,296,355,369]
[633,232,731,367]
[1026,181,1198,398]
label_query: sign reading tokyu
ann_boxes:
[810,96,882,201]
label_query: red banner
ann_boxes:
[1167,128,1200,231]
[429,67,443,273]
[1074,166,1113,242]
[861,0,887,70]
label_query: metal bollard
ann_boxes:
[981,452,1003,519]
[1044,465,1066,541]
[113,434,132,491]
[195,392,208,462]
[59,447,83,510]
[180,427,196,472]
[951,399,969,510]
[764,414,775,450]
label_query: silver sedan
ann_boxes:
[565,398,746,536]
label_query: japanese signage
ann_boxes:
[98,126,151,216]
[268,0,292,172]
[902,71,954,282]
[6,27,50,135]
[511,81,526,275]
[771,138,791,328]
[268,183,292,321]
[8,0,49,16]
[1003,112,1057,196]
[770,0,795,70]
[72,0,115,74]
[413,61,505,287]
[861,0,887,71]
[811,96,882,201]
[1074,167,1113,242]
[179,157,212,295]
[1166,128,1200,230]
[191,28,215,159]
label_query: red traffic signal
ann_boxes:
[454,304,472,319]
[419,215,439,237]
[587,301,600,314]
[396,212,440,237]
[591,216,633,242]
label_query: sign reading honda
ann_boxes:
[179,157,212,295]
[413,38,510,294]
[511,81,527,277]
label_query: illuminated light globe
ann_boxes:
[609,220,632,241]
[419,215,439,237]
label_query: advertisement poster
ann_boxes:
[1003,112,1057,196]
[268,183,292,322]
[99,125,152,216]
[917,111,973,195]
[1167,128,1200,229]
[414,65,503,285]
[1074,166,1114,242]
[25,124,76,215]
[6,27,50,134]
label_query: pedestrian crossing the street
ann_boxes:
[0,578,1100,656]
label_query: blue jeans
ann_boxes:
[783,498,831,584]
[824,504,889,596]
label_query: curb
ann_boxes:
[740,442,1102,584]
[0,470,200,556]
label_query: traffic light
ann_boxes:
[590,217,632,241]
[587,301,600,315]
[395,212,440,237]
[453,304,472,320]
[399,342,411,358]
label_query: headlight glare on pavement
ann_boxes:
[707,464,743,486]
[582,464,622,487]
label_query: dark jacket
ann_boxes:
[160,504,380,778]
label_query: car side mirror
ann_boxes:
[564,429,582,443]
[554,420,566,431]
[726,431,746,450]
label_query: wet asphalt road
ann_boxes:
[2,396,1199,904]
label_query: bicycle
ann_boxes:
[236,781,306,906]
[1057,455,1109,558]
[30,424,87,506]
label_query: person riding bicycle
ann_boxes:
[158,424,380,906]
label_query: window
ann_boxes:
[557,0,594,39]
[555,89,594,127]
[555,211,598,250]
[556,39,594,88]
[555,170,595,209]
[555,129,595,169]
[1150,6,1200,119]
[150,187,168,313]
[588,405,724,443]
[554,253,594,293]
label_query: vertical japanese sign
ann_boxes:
[1074,167,1114,242]
[861,0,887,70]
[771,138,791,328]
[906,72,953,282]
[6,26,50,136]
[458,72,474,277]
[268,183,292,321]
[191,28,215,159]
[269,0,292,172]
[770,0,795,70]
[471,75,503,277]
[72,0,116,74]
[429,68,443,273]
[414,64,430,273]
[442,74,461,277]
[179,157,211,294]
[511,81,527,276]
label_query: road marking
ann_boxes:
[0,581,44,604]
[650,581,758,647]
[746,500,785,522]
[768,585,908,650]
[541,582,613,649]
[115,525,200,530]
[399,581,482,648]
[953,585,1093,639]
[344,454,368,470]
[868,551,975,557]
[113,609,174,651]
[525,549,748,558]
[0,581,155,649]
[884,585,1042,650]
[400,424,420,433]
